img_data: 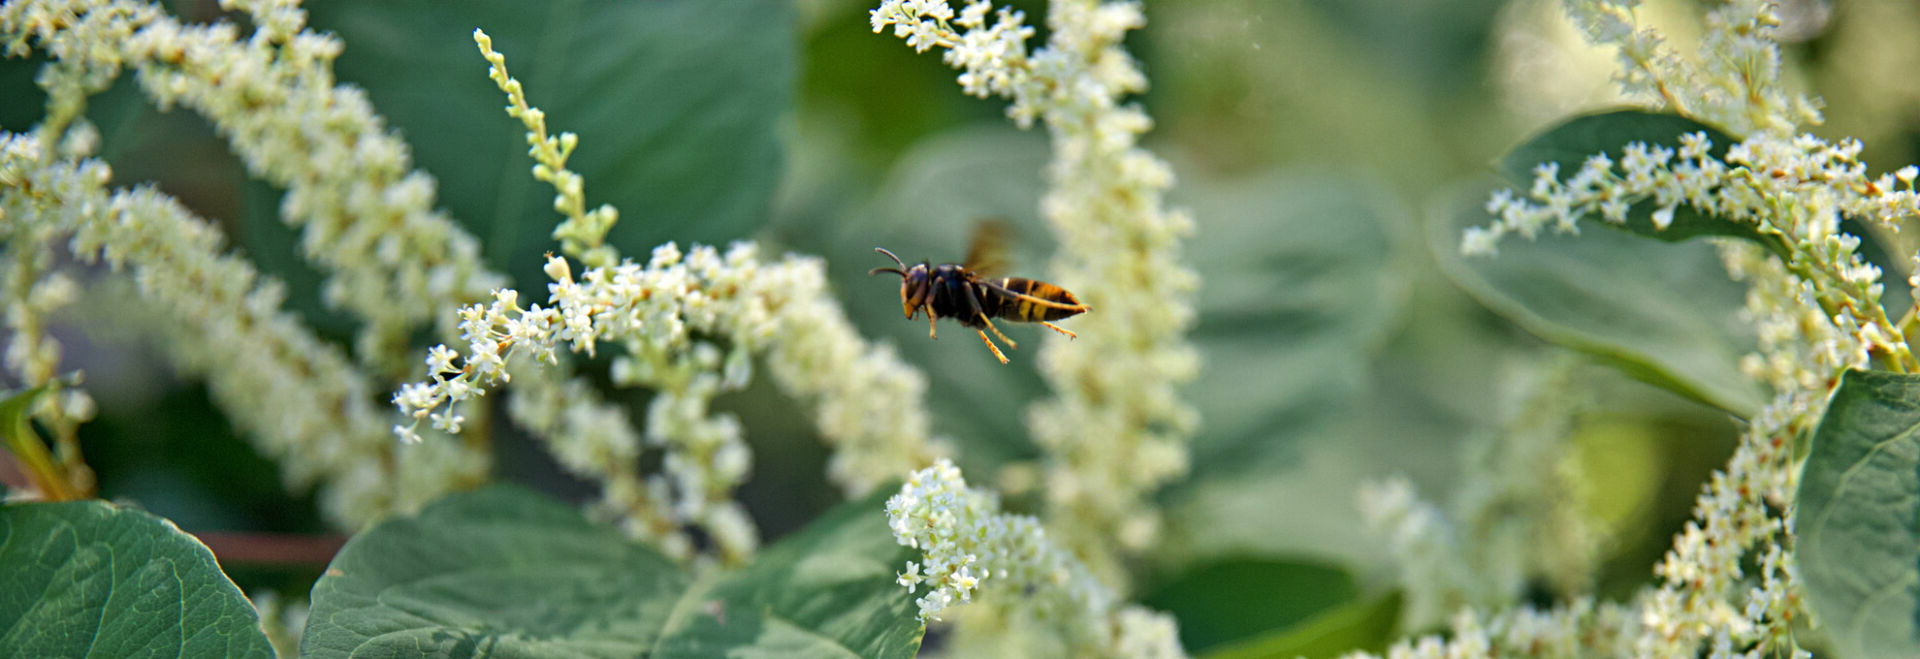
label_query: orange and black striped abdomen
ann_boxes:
[985,277,1087,322]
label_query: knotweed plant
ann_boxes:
[3,0,1193,652]
[1360,0,1920,656]
[14,0,1920,656]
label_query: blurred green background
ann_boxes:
[4,0,1914,654]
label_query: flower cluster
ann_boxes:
[873,0,1200,589]
[1359,599,1641,659]
[886,459,1184,657]
[1560,0,1820,138]
[395,244,943,561]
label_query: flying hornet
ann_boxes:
[869,222,1088,364]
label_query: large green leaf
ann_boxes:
[302,485,922,658]
[1202,591,1402,659]
[1141,558,1360,654]
[1433,185,1765,417]
[1495,110,1788,258]
[650,486,924,658]
[1795,369,1920,659]
[0,500,273,658]
[1176,172,1405,472]
[257,1,794,294]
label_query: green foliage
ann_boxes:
[1795,369,1920,659]
[0,500,273,657]
[303,486,922,658]
[1495,110,1789,259]
[1202,592,1403,659]
[1307,0,1505,92]
[1142,557,1360,653]
[1177,173,1404,472]
[1434,187,1765,417]
[258,0,794,295]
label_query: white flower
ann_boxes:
[1650,203,1677,229]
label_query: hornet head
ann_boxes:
[869,247,932,319]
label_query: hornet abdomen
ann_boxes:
[984,277,1086,323]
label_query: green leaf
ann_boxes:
[1433,185,1765,418]
[651,485,924,658]
[256,1,794,297]
[1141,558,1359,653]
[1202,591,1403,659]
[302,485,922,658]
[1495,110,1790,259]
[1795,369,1920,659]
[0,500,273,658]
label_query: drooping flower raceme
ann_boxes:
[886,459,1184,657]
[872,0,1200,590]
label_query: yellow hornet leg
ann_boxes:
[1040,321,1077,339]
[978,314,1018,350]
[976,330,1009,364]
[927,305,938,339]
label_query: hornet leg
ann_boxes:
[963,285,1018,350]
[976,330,1009,364]
[1040,321,1077,339]
[980,314,1018,350]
